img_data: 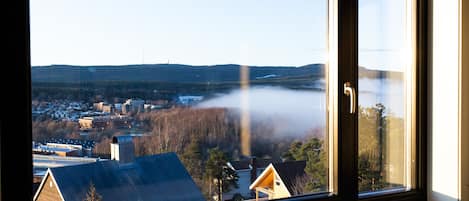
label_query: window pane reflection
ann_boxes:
[358,0,414,193]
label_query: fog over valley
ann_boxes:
[198,87,326,138]
[197,78,404,138]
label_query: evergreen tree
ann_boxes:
[181,139,203,182]
[204,148,239,201]
[283,138,327,193]
[303,139,327,192]
[358,103,404,192]
[358,104,386,191]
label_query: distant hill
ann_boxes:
[31,63,402,83]
[31,64,324,83]
[358,66,403,80]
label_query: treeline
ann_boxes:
[279,103,406,195]
[131,108,247,199]
[32,81,178,102]
[358,103,405,192]
[32,120,80,141]
[133,107,240,156]
[32,118,122,143]
[132,107,302,160]
[31,78,322,103]
[31,81,237,102]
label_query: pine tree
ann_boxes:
[83,182,102,201]
[181,139,203,182]
[283,137,327,193]
[204,148,239,201]
[358,103,403,192]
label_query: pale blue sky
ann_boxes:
[30,0,408,70]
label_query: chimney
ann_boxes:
[250,157,257,184]
[110,136,135,164]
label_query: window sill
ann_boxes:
[359,190,425,201]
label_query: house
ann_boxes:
[93,102,105,111]
[32,154,102,194]
[102,104,115,114]
[33,136,205,201]
[78,115,132,130]
[40,147,80,157]
[33,139,95,157]
[122,99,145,114]
[33,154,101,176]
[178,96,203,105]
[249,161,307,200]
[223,157,272,200]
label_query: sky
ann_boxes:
[30,0,409,70]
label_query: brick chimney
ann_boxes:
[250,156,257,183]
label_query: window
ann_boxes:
[358,0,416,194]
[30,1,330,200]
[2,0,428,201]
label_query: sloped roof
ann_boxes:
[45,152,205,201]
[272,161,306,195]
[44,138,95,149]
[229,158,272,170]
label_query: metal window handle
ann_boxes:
[344,82,356,114]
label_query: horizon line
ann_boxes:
[31,63,326,68]
[29,63,400,72]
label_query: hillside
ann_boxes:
[31,64,325,83]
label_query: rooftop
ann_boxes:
[228,158,273,170]
[35,152,205,201]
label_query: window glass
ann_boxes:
[30,1,330,200]
[358,0,414,194]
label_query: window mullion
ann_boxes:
[337,0,359,200]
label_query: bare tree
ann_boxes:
[93,137,111,156]
[83,182,102,201]
[290,174,312,195]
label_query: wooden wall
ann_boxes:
[35,174,62,201]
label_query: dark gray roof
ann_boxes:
[229,158,272,170]
[49,152,205,201]
[272,160,306,195]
